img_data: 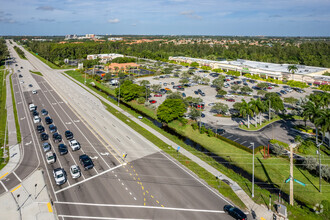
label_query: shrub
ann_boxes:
[319,85,330,92]
[270,139,289,148]
[270,143,286,156]
[200,125,207,134]
[303,156,318,172]
[207,129,215,137]
[320,165,330,181]
[178,117,188,126]
[137,97,145,104]
[286,80,309,88]
[191,123,198,130]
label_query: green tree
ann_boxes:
[240,100,254,128]
[240,85,253,94]
[256,82,268,90]
[190,62,199,67]
[284,97,298,105]
[257,89,268,97]
[166,92,183,100]
[287,65,298,81]
[211,103,229,115]
[189,108,201,121]
[115,80,144,101]
[217,89,227,96]
[157,99,186,123]
[179,78,189,84]
[180,71,190,79]
[265,92,284,120]
[233,102,242,111]
[151,84,161,93]
[302,100,323,145]
[212,77,224,89]
[231,84,240,93]
[139,80,150,87]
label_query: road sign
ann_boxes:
[177,146,180,152]
[294,179,306,187]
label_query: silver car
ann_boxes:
[43,142,51,152]
[70,165,81,179]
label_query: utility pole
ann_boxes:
[317,143,322,192]
[118,81,120,107]
[251,142,255,198]
[269,99,271,121]
[290,144,294,205]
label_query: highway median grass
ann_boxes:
[29,70,43,76]
[0,69,9,169]
[9,74,21,143]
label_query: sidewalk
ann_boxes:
[0,169,56,220]
[66,73,275,220]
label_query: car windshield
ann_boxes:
[72,168,79,174]
[56,173,63,178]
[48,156,54,160]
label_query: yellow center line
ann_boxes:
[10,185,21,193]
[151,195,154,198]
[146,190,149,194]
[0,172,8,180]
[47,202,53,212]
[156,200,159,204]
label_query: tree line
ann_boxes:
[23,40,330,68]
[0,39,9,65]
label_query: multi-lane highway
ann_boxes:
[3,40,238,219]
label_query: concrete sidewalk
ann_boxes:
[0,169,56,220]
[65,73,275,220]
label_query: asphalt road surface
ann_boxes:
[3,41,239,219]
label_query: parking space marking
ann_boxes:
[13,172,22,182]
[233,138,240,141]
[0,181,8,192]
[241,141,247,145]
[55,164,123,194]
[226,135,233,139]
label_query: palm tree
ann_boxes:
[315,109,330,147]
[240,100,254,128]
[249,99,259,127]
[287,65,298,81]
[302,101,323,145]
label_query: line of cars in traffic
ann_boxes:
[28,102,94,186]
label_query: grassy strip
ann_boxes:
[29,70,43,76]
[9,74,21,143]
[63,71,246,209]
[13,46,26,60]
[63,70,328,219]
[0,69,9,169]
[239,116,281,131]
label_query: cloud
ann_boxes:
[269,14,282,18]
[108,18,120,23]
[131,23,137,26]
[36,6,55,11]
[180,10,202,20]
[0,10,16,23]
[39,18,55,22]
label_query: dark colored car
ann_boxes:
[194,90,199,95]
[226,98,235,102]
[32,110,39,116]
[29,84,33,87]
[177,87,185,91]
[65,130,74,140]
[149,100,157,104]
[18,74,23,78]
[53,133,62,143]
[79,154,94,170]
[217,129,226,135]
[181,93,186,97]
[37,125,45,133]
[41,109,48,116]
[201,113,205,118]
[224,205,247,220]
[280,90,287,94]
[45,117,53,124]
[40,132,49,141]
[58,144,68,155]
[49,124,57,133]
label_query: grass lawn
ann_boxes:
[9,75,21,143]
[128,100,157,119]
[0,69,9,169]
[29,70,43,76]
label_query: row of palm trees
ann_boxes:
[302,92,330,147]
[239,98,269,128]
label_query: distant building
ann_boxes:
[105,63,139,72]
[65,34,78,40]
[85,34,95,39]
[108,37,123,41]
[86,53,124,63]
[169,56,330,84]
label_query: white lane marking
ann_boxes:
[100,152,109,156]
[226,135,233,139]
[134,197,137,200]
[233,138,240,141]
[241,141,247,144]
[65,122,72,125]
[90,156,98,160]
[20,117,25,120]
[0,181,8,192]
[58,215,151,220]
[25,141,32,145]
[73,120,80,123]
[13,172,22,182]
[55,164,123,194]
[54,202,225,213]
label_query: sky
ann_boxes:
[0,0,329,36]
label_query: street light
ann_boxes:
[251,142,255,198]
[317,142,322,193]
[118,81,120,107]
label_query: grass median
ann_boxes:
[9,74,21,143]
[29,70,43,76]
[0,69,9,169]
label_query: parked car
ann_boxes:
[41,109,48,116]
[65,130,74,140]
[69,139,81,151]
[32,90,37,94]
[37,125,45,133]
[49,124,57,133]
[33,116,41,123]
[46,151,55,164]
[40,133,49,141]
[201,113,205,118]
[58,144,68,155]
[79,154,94,170]
[18,74,22,78]
[181,93,186,97]
[224,205,247,220]
[29,84,33,87]
[70,165,81,179]
[53,168,66,185]
[280,90,287,94]
[217,129,226,135]
[154,94,162,97]
[226,98,235,102]
[149,100,157,104]
[43,142,51,152]
[53,133,62,143]
[45,117,53,124]
[32,110,39,116]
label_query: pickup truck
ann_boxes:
[69,139,81,151]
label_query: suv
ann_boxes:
[52,133,62,143]
[40,133,49,141]
[42,142,51,152]
[58,144,68,155]
[70,165,81,179]
[45,117,53,124]
[46,151,55,164]
[49,124,57,133]
[79,154,94,170]
[224,205,247,220]
[53,168,66,185]
[69,139,81,151]
[37,125,45,133]
[65,130,74,140]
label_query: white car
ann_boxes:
[29,103,36,111]
[70,165,81,179]
[46,151,55,164]
[53,168,66,185]
[32,90,37,94]
[69,139,81,151]
[33,116,41,123]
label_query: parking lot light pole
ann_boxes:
[251,142,255,198]
[317,143,322,192]
[118,81,120,107]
